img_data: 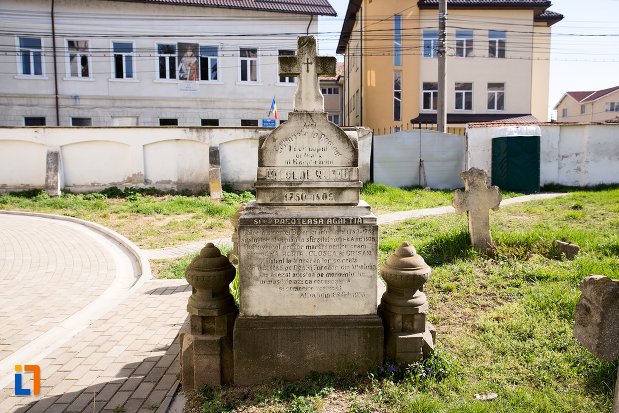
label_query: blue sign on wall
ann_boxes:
[262,119,276,128]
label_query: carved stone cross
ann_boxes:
[279,36,336,112]
[453,168,502,253]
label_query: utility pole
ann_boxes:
[437,0,447,132]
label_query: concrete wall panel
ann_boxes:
[0,140,47,189]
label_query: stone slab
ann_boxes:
[238,202,378,316]
[233,315,383,385]
[574,275,619,361]
[255,185,360,205]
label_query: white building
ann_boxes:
[0,0,335,127]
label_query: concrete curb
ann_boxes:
[0,209,152,286]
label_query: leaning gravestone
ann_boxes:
[453,167,501,253]
[573,275,619,413]
[233,36,383,385]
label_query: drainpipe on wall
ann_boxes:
[51,0,60,126]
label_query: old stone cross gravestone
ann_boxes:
[279,36,336,112]
[233,36,383,385]
[453,167,502,253]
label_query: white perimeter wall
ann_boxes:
[466,124,619,187]
[0,126,372,193]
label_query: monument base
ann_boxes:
[233,315,384,385]
[179,313,235,389]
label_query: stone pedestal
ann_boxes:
[233,202,383,384]
[180,243,237,389]
[234,315,383,385]
[379,242,436,363]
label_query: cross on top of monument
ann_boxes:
[279,36,336,112]
[453,167,502,252]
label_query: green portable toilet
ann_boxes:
[491,136,540,194]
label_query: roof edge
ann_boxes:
[336,0,362,54]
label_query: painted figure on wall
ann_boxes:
[178,43,199,81]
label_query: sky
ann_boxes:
[317,0,619,121]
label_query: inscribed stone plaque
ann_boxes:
[255,112,362,206]
[238,204,378,316]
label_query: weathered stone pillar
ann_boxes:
[180,243,237,389]
[379,242,436,363]
[573,275,619,413]
[209,146,222,200]
[45,148,61,196]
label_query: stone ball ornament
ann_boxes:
[185,242,237,316]
[380,242,431,310]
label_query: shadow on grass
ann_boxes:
[582,358,618,398]
[419,230,475,266]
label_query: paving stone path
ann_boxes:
[0,192,568,412]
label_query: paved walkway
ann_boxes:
[0,192,569,412]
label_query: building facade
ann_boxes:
[337,0,562,134]
[554,86,619,123]
[319,62,344,125]
[0,0,335,127]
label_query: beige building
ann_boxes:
[337,0,562,134]
[554,86,619,123]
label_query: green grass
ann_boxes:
[184,188,618,413]
[0,188,253,248]
[360,182,524,213]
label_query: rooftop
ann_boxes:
[108,0,337,16]
[337,0,561,53]
[565,85,619,103]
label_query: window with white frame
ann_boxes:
[279,50,295,83]
[456,30,473,58]
[18,37,43,76]
[562,107,568,117]
[580,104,586,114]
[200,46,218,81]
[422,82,438,111]
[393,71,402,121]
[67,40,90,78]
[423,30,438,58]
[239,48,258,82]
[455,82,473,110]
[607,102,619,112]
[487,83,504,110]
[157,44,176,80]
[328,114,340,125]
[394,15,402,66]
[488,31,506,58]
[113,42,134,79]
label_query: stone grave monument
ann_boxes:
[233,36,383,385]
[453,167,501,253]
[573,275,619,412]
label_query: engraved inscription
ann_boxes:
[258,167,358,182]
[276,130,344,166]
[239,224,378,316]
